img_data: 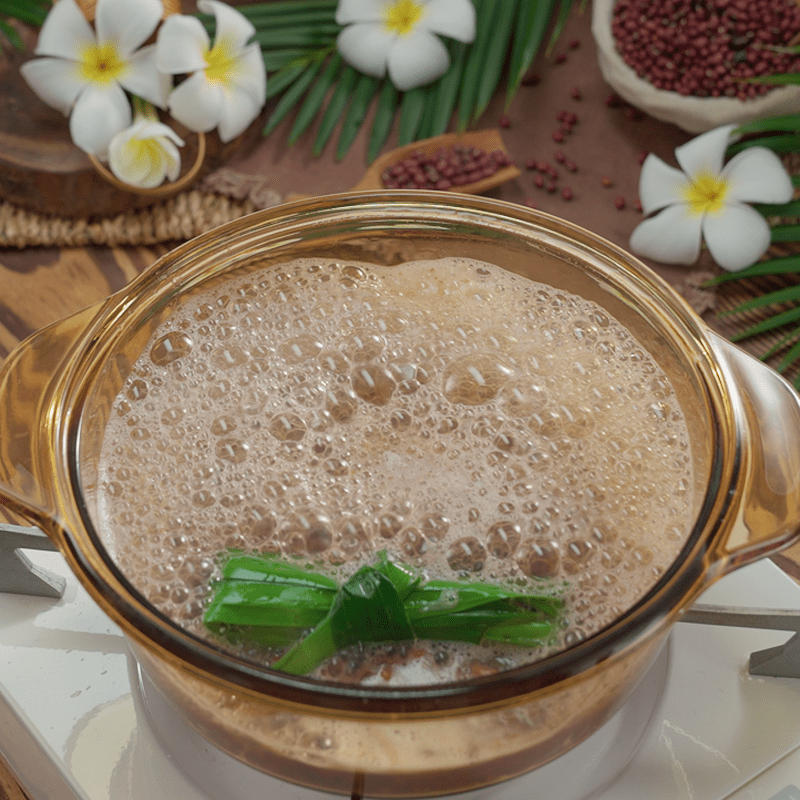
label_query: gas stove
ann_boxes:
[1,543,800,800]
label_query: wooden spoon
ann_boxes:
[349,128,521,193]
[288,129,520,201]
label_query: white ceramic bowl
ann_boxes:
[591,0,800,133]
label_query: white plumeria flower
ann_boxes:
[156,0,266,142]
[108,104,184,188]
[630,124,794,272]
[20,0,169,159]
[336,0,476,91]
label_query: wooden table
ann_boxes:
[2,5,800,798]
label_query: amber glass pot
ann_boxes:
[2,193,800,797]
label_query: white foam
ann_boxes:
[95,257,695,683]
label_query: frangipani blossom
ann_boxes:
[336,0,476,91]
[20,0,169,159]
[156,0,266,142]
[108,105,184,188]
[630,124,794,272]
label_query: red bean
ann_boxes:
[381,145,510,190]
[611,0,800,98]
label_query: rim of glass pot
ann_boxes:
[64,191,733,716]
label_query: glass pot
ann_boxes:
[2,192,800,798]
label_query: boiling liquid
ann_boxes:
[97,258,693,681]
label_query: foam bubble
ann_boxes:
[97,257,695,683]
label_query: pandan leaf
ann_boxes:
[456,0,498,131]
[546,0,575,54]
[734,114,800,136]
[470,0,518,124]
[207,550,563,676]
[727,133,800,157]
[506,0,558,103]
[746,73,800,86]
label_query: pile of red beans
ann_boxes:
[380,146,513,190]
[611,0,800,99]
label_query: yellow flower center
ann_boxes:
[384,0,424,36]
[79,42,126,85]
[683,170,729,215]
[204,38,238,86]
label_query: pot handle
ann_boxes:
[708,332,800,571]
[0,304,103,538]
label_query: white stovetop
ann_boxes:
[1,552,800,800]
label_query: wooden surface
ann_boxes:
[2,4,800,798]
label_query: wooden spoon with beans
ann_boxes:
[349,129,521,193]
[287,129,520,201]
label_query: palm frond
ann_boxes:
[715,110,800,380]
[229,0,576,162]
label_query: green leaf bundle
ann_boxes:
[205,551,564,676]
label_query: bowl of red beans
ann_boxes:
[591,0,800,133]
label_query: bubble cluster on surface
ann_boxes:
[97,257,694,679]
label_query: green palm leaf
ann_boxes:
[313,64,359,156]
[727,133,800,157]
[264,58,325,136]
[218,0,574,161]
[456,0,501,131]
[422,40,468,139]
[762,327,800,362]
[709,255,800,284]
[771,224,800,243]
[397,87,427,146]
[748,73,800,86]
[469,0,518,125]
[729,305,800,342]
[734,114,800,136]
[506,0,558,104]
[253,27,338,49]
[262,48,310,72]
[1,0,49,48]
[336,72,380,161]
[289,53,343,145]
[367,80,400,163]
[720,283,800,316]
[0,18,20,47]
[777,335,800,376]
